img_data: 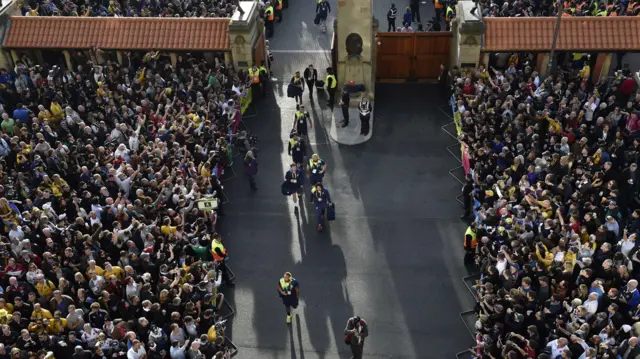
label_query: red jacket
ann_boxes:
[621,78,636,95]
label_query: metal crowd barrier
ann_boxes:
[226,337,239,357]
[443,95,482,348]
[219,299,236,321]
[441,99,466,194]
[462,273,481,300]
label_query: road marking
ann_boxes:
[269,50,331,53]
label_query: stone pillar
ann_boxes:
[116,51,123,65]
[169,53,178,67]
[34,50,45,66]
[537,53,551,77]
[454,1,483,68]
[224,52,233,67]
[336,0,374,101]
[329,0,376,145]
[228,1,259,71]
[9,50,19,66]
[62,50,73,71]
[593,53,612,83]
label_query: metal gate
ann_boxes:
[375,32,452,82]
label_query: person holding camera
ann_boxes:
[344,316,368,359]
[276,272,299,324]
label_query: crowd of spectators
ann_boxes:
[478,0,639,17]
[18,0,239,17]
[451,55,640,359]
[0,48,251,359]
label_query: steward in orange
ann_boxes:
[434,0,445,24]
[463,224,478,265]
[275,0,283,22]
[211,233,234,286]
[265,2,275,38]
[249,64,263,102]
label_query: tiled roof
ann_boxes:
[3,16,231,51]
[484,17,640,52]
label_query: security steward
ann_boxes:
[463,224,478,265]
[276,272,299,324]
[265,2,275,38]
[340,89,350,128]
[293,104,312,144]
[211,233,234,286]
[325,68,337,109]
[434,0,444,24]
[248,64,262,103]
[259,61,269,96]
[288,133,306,168]
[275,0,283,22]
[307,153,327,199]
[303,64,318,100]
[445,5,455,31]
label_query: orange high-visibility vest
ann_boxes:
[435,0,445,9]
[265,6,274,21]
[211,241,227,261]
[275,0,282,10]
[249,68,260,84]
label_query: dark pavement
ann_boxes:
[219,82,475,358]
[218,1,472,358]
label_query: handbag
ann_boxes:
[281,181,293,195]
[344,334,351,346]
[327,202,336,221]
[314,14,321,25]
[287,83,296,98]
[315,80,325,88]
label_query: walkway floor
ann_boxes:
[219,1,472,358]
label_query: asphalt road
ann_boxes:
[218,1,474,358]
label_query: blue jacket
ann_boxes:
[312,188,331,209]
[403,12,412,25]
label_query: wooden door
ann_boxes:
[375,33,414,79]
[253,32,265,67]
[413,32,451,81]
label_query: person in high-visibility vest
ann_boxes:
[307,153,327,192]
[445,5,454,31]
[211,234,234,286]
[275,0,283,22]
[293,104,312,144]
[264,2,275,38]
[248,64,262,103]
[288,133,306,168]
[276,272,299,324]
[434,0,444,24]
[325,68,337,109]
[463,225,477,265]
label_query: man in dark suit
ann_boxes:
[303,65,318,100]
[340,90,350,128]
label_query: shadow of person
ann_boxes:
[288,323,298,359]
[296,314,306,359]
[295,223,353,359]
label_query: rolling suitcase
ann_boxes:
[327,203,336,221]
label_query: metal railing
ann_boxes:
[442,98,480,357]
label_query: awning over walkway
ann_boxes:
[484,17,640,52]
[3,16,231,51]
